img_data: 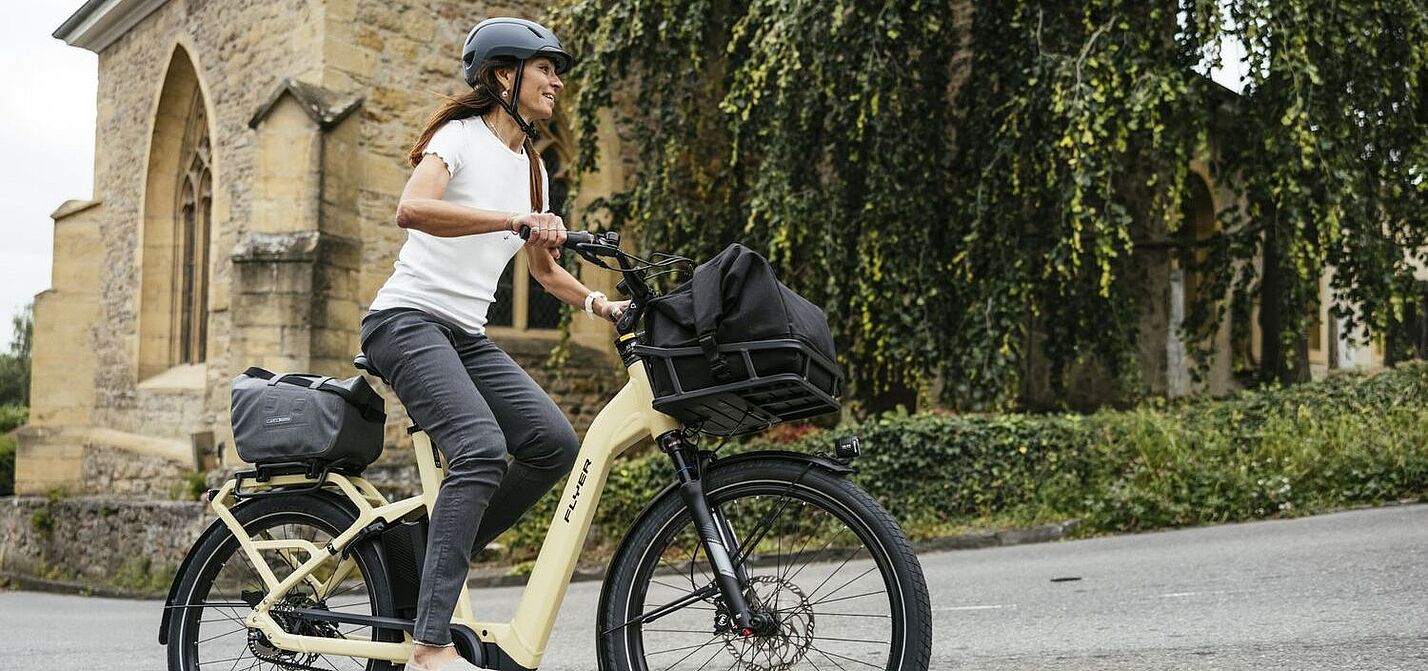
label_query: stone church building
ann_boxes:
[18,0,630,497]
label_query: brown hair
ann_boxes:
[408,58,544,211]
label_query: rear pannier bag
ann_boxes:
[231,367,386,470]
[639,243,842,435]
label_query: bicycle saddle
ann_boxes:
[352,354,388,384]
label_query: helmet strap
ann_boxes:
[499,60,541,143]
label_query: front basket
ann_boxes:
[634,338,842,436]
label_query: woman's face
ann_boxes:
[508,57,562,121]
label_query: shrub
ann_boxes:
[0,405,26,434]
[492,362,1428,558]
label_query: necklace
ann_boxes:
[481,114,507,145]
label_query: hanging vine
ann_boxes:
[551,0,1428,411]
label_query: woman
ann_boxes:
[360,17,626,671]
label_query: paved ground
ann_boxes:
[2,504,1426,670]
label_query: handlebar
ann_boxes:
[513,224,695,345]
[517,224,598,249]
[517,224,652,338]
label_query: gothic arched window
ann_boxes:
[176,89,211,364]
[139,46,213,380]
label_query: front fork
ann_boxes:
[657,431,770,636]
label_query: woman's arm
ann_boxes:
[526,247,628,321]
[395,154,567,243]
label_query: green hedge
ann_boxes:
[491,363,1428,561]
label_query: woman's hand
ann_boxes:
[595,297,631,323]
[510,212,566,259]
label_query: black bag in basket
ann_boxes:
[231,367,386,470]
[644,243,841,397]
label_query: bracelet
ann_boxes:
[584,291,607,320]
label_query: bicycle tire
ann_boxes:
[165,493,399,671]
[598,457,933,670]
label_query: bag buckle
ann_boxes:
[699,334,733,381]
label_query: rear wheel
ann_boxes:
[165,494,399,671]
[598,457,933,670]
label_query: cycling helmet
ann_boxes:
[462,18,573,87]
[461,17,573,142]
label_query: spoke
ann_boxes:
[778,512,837,584]
[807,565,878,605]
[732,466,816,565]
[810,645,883,669]
[783,524,850,586]
[812,647,853,671]
[687,541,715,592]
[799,545,868,604]
[323,603,374,613]
[642,628,720,635]
[325,579,370,601]
[808,589,887,608]
[197,626,248,645]
[808,634,891,645]
[650,578,695,594]
[795,610,890,619]
[645,634,722,663]
[691,642,728,671]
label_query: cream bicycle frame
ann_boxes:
[207,358,682,669]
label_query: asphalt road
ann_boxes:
[2,504,1425,670]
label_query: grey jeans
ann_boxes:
[360,308,580,646]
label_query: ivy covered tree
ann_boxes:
[553,0,1428,412]
[1210,1,1428,383]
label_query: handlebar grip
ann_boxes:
[517,225,594,249]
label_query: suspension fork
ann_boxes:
[658,431,770,636]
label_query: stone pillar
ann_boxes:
[15,200,104,495]
[223,81,364,466]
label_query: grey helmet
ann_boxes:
[462,18,573,88]
[461,17,572,142]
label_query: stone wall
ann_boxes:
[0,496,209,596]
[81,445,195,499]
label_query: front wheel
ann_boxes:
[598,457,933,670]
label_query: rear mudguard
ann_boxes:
[594,450,852,653]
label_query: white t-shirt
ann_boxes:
[369,118,549,334]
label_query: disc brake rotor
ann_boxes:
[717,575,815,671]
